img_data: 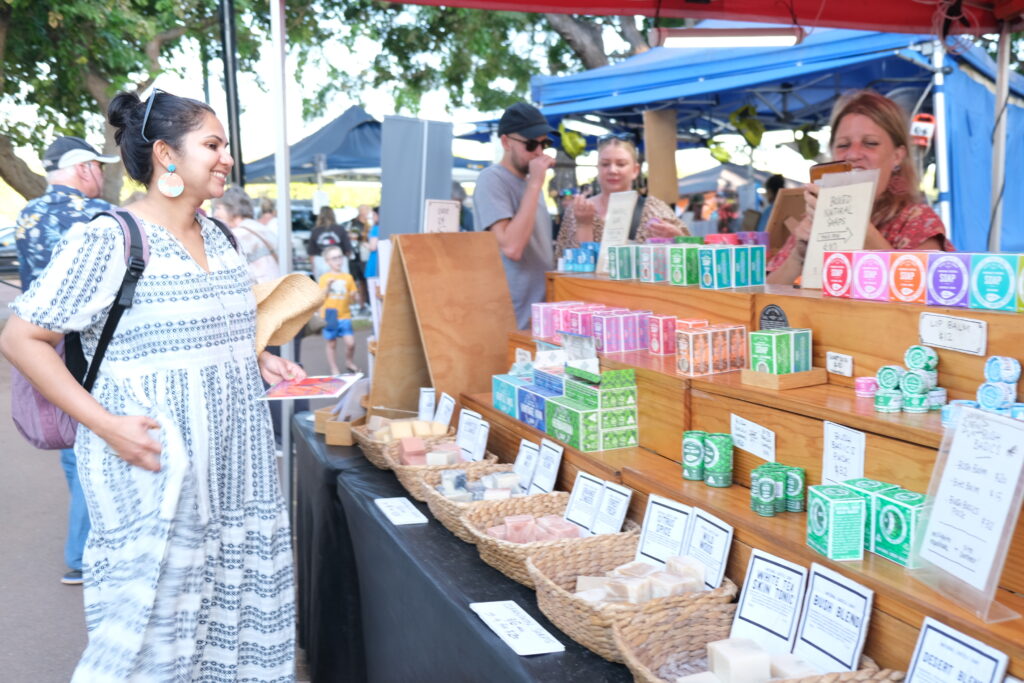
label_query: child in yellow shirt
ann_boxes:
[318,245,360,375]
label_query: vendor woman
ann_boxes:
[555,135,689,259]
[767,90,952,284]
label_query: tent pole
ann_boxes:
[931,40,952,241]
[988,22,1010,251]
[270,0,295,515]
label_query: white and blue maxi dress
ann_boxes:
[11,213,295,682]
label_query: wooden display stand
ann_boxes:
[740,367,827,390]
[368,232,517,417]
[471,272,1024,677]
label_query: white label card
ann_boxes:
[433,392,456,428]
[682,508,733,589]
[514,347,533,364]
[731,413,776,462]
[731,549,808,654]
[635,494,693,566]
[826,352,854,377]
[528,439,564,495]
[469,601,565,656]
[822,422,866,485]
[422,198,461,233]
[564,471,606,533]
[455,409,489,462]
[512,440,541,494]
[906,617,1009,683]
[919,313,987,356]
[418,388,436,422]
[589,481,632,536]
[802,170,877,289]
[919,408,1024,591]
[596,190,638,273]
[793,563,873,673]
[374,497,429,525]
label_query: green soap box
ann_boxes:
[601,426,639,451]
[564,377,638,410]
[667,244,700,286]
[807,485,866,561]
[749,330,793,374]
[545,396,602,452]
[873,488,927,568]
[600,407,638,430]
[839,478,899,551]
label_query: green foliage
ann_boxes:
[974,33,1024,76]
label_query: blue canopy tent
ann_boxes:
[528,22,1024,250]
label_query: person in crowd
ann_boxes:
[319,245,360,374]
[0,89,303,680]
[767,90,951,284]
[258,196,278,232]
[308,205,352,279]
[452,181,475,231]
[555,135,689,259]
[755,174,786,231]
[347,204,373,311]
[473,101,556,330]
[213,186,280,283]
[364,207,382,333]
[13,135,119,586]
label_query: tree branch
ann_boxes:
[544,14,608,69]
[0,133,47,200]
[0,3,10,91]
[617,16,649,55]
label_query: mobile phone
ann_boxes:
[809,161,853,182]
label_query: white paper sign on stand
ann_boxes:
[635,494,693,566]
[682,508,733,589]
[731,549,808,654]
[801,169,878,289]
[422,199,461,233]
[564,471,606,533]
[418,388,436,422]
[906,617,1009,683]
[595,190,638,273]
[469,601,565,656]
[455,409,489,461]
[512,439,541,494]
[822,422,866,485]
[914,408,1024,622]
[792,563,873,673]
[731,414,776,462]
[589,481,632,536]
[433,392,456,428]
[528,439,564,495]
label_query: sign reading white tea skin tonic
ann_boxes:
[918,313,987,356]
[418,387,436,422]
[822,422,866,485]
[683,508,733,589]
[919,408,1024,593]
[528,439,564,495]
[589,481,632,536]
[801,169,878,289]
[512,439,541,494]
[433,392,456,428]
[564,471,607,533]
[731,413,776,462]
[635,494,694,566]
[596,190,638,273]
[906,617,1009,683]
[469,601,565,656]
[374,497,429,525]
[731,549,809,654]
[793,563,873,674]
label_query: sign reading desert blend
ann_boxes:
[801,169,878,289]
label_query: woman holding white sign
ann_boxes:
[554,135,689,259]
[767,91,952,285]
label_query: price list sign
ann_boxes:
[918,408,1024,608]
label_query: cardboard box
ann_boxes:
[839,478,900,551]
[698,246,734,289]
[851,251,893,301]
[600,406,639,430]
[493,374,530,419]
[620,311,643,352]
[749,330,792,374]
[545,397,602,452]
[325,414,366,447]
[732,245,751,287]
[807,485,866,561]
[592,313,624,353]
[608,245,635,280]
[822,251,854,298]
[676,328,713,376]
[564,376,638,410]
[668,244,699,286]
[601,426,639,451]
[970,253,1018,312]
[709,325,732,374]
[533,366,566,394]
[648,314,677,355]
[517,384,560,432]
[926,252,971,308]
[727,325,748,371]
[872,489,927,568]
[776,328,813,373]
[749,245,766,286]
[888,252,929,304]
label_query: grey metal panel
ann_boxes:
[380,116,453,238]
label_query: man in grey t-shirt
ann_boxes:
[473,102,555,330]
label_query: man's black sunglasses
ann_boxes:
[507,135,553,152]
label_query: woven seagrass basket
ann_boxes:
[525,532,738,663]
[391,452,500,502]
[420,464,517,542]
[613,599,902,683]
[462,492,640,588]
[350,409,455,471]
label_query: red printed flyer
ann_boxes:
[259,374,362,401]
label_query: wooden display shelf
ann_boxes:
[621,459,1024,677]
[739,367,827,390]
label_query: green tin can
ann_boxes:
[703,432,733,488]
[874,390,903,413]
[876,365,906,391]
[682,431,707,481]
[904,345,939,371]
[753,471,776,516]
[902,393,930,413]
[766,466,787,512]
[785,466,806,512]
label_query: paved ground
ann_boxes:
[0,277,371,681]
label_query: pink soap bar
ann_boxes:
[400,453,426,466]
[537,515,583,539]
[400,436,426,458]
[851,251,893,301]
[504,514,537,543]
[487,524,508,540]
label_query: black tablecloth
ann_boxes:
[293,414,368,682]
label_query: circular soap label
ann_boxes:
[703,442,721,468]
[853,253,888,298]
[785,470,803,497]
[757,479,776,503]
[880,504,908,544]
[683,441,703,465]
[927,255,968,303]
[810,499,828,536]
[971,256,1015,309]
[890,254,926,301]
[823,253,852,296]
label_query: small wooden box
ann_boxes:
[313,407,334,434]
[740,367,827,390]
[325,415,366,447]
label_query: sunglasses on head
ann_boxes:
[140,88,165,143]
[598,132,633,146]
[508,135,553,152]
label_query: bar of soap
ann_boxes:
[400,453,426,466]
[373,427,391,441]
[536,515,582,539]
[667,555,707,585]
[482,471,520,490]
[707,638,770,683]
[770,653,819,679]
[399,436,426,458]
[430,421,448,436]
[675,673,722,683]
[366,415,390,431]
[412,420,432,436]
[486,524,508,540]
[504,514,537,543]
[605,577,652,604]
[425,449,456,466]
[612,559,661,578]
[446,489,472,502]
[439,469,467,493]
[575,588,608,604]
[389,420,415,439]
[575,576,612,592]
[482,488,512,500]
[648,571,699,599]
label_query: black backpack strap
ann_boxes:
[206,214,240,252]
[628,195,647,241]
[79,210,147,392]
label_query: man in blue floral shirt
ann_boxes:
[15,136,118,585]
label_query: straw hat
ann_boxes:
[253,273,326,354]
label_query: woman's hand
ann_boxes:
[572,193,597,226]
[646,217,684,239]
[95,414,163,472]
[259,351,307,385]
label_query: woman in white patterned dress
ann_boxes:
[0,90,301,681]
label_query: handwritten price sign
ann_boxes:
[918,313,987,356]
